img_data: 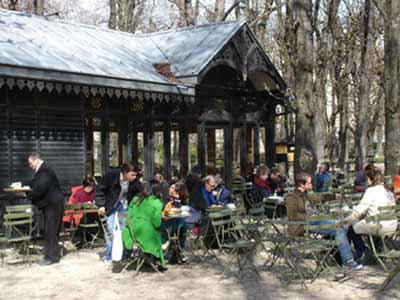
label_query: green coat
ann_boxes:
[122,195,165,267]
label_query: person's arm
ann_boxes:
[95,175,110,215]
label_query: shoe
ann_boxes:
[344,259,363,271]
[162,241,170,251]
[180,252,188,263]
[38,259,58,266]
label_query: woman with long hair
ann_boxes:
[347,168,397,261]
[161,181,189,255]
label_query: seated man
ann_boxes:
[189,175,219,216]
[315,162,331,192]
[267,168,285,196]
[285,172,362,270]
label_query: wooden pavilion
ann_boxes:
[0,9,290,194]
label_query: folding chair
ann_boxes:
[122,221,161,275]
[60,203,82,253]
[0,205,34,265]
[79,203,105,248]
[263,197,278,219]
[211,209,260,278]
[365,207,400,273]
[301,215,341,282]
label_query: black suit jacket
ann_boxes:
[30,162,64,209]
[95,169,144,216]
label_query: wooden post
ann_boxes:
[125,117,132,163]
[253,125,260,167]
[179,117,189,178]
[206,128,216,174]
[197,122,206,176]
[224,123,233,188]
[265,118,275,168]
[164,118,171,182]
[143,104,154,182]
[240,116,247,179]
[101,115,110,174]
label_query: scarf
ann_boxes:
[255,177,272,193]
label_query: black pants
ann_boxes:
[42,201,64,261]
[347,225,367,258]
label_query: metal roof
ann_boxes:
[0,9,248,97]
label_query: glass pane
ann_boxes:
[233,128,241,178]
[171,130,180,181]
[93,131,102,177]
[188,133,198,171]
[137,132,144,164]
[109,132,119,168]
[215,129,224,174]
[154,131,164,174]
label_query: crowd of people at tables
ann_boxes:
[61,159,399,273]
[61,162,286,270]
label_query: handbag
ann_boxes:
[111,212,123,262]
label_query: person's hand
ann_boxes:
[98,207,106,216]
[212,191,218,197]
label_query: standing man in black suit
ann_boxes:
[28,152,64,265]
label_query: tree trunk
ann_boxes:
[384,0,400,176]
[354,0,372,171]
[293,0,318,176]
[34,0,44,15]
[109,0,117,29]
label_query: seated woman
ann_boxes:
[122,183,166,270]
[251,165,272,204]
[161,181,189,252]
[72,176,96,204]
[347,168,397,261]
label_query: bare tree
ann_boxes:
[375,0,400,176]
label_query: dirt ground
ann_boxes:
[0,248,399,300]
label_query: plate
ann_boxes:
[4,187,32,193]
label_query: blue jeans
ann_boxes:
[104,202,127,261]
[311,220,354,264]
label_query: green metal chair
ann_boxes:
[79,203,105,248]
[365,206,400,273]
[0,205,34,265]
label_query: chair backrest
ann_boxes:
[208,209,237,247]
[4,205,34,239]
[304,214,338,232]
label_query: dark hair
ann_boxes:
[363,163,375,173]
[270,168,279,175]
[172,180,188,204]
[121,162,140,174]
[365,168,384,186]
[190,165,202,176]
[82,175,96,188]
[295,172,311,188]
[256,165,270,177]
[136,182,162,205]
[320,162,330,172]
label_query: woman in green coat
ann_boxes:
[122,183,166,268]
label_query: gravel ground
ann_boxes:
[0,248,399,300]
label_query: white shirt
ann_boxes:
[35,161,44,173]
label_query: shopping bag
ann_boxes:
[111,212,123,262]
